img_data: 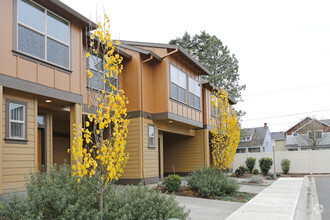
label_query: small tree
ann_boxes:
[210,89,240,170]
[245,157,256,173]
[259,158,273,175]
[281,159,290,174]
[70,14,129,212]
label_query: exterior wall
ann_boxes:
[263,129,273,152]
[233,150,330,174]
[167,56,203,124]
[163,129,205,173]
[143,118,159,179]
[120,118,142,179]
[286,131,330,148]
[0,0,85,96]
[274,140,287,151]
[2,89,37,193]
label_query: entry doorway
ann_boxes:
[37,115,47,172]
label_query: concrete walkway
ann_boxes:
[226,178,304,220]
[175,196,243,220]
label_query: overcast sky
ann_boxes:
[62,0,330,132]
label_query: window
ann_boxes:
[188,77,201,109]
[308,130,322,139]
[7,101,27,140]
[17,0,70,68]
[170,64,186,103]
[211,94,219,116]
[88,54,118,92]
[148,125,155,148]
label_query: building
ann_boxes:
[271,132,286,151]
[237,123,272,153]
[285,117,330,151]
[0,0,227,195]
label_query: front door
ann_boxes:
[158,132,163,180]
[37,115,46,172]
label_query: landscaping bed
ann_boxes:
[157,186,256,203]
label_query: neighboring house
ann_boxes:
[285,117,330,151]
[0,0,224,195]
[237,123,273,153]
[271,132,286,151]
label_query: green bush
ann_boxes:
[245,157,256,173]
[281,159,291,174]
[187,166,239,198]
[163,175,182,192]
[259,158,273,175]
[103,184,189,219]
[0,164,188,220]
[235,165,246,177]
[252,169,259,175]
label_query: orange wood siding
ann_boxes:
[0,0,85,96]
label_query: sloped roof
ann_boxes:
[239,127,267,148]
[50,0,97,28]
[320,119,330,126]
[119,40,211,76]
[271,132,286,141]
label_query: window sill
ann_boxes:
[170,97,187,106]
[12,50,72,74]
[5,138,29,144]
[188,105,202,112]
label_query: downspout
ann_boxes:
[161,48,178,58]
[140,54,154,183]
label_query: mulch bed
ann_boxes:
[156,186,255,203]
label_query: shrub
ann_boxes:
[0,164,188,220]
[103,184,189,220]
[252,169,259,175]
[259,158,273,175]
[0,163,100,220]
[281,159,291,174]
[245,157,256,173]
[235,165,246,177]
[248,175,264,184]
[187,166,239,198]
[163,174,182,192]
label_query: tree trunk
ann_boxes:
[99,184,104,214]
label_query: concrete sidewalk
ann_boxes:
[226,178,304,220]
[175,196,243,220]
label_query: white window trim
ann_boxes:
[188,76,201,110]
[16,0,71,69]
[8,102,26,140]
[148,125,155,148]
[170,64,187,104]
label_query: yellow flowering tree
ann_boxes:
[210,88,240,170]
[70,14,129,211]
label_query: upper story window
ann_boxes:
[170,64,186,103]
[17,0,70,69]
[188,77,201,109]
[308,130,322,139]
[88,54,118,93]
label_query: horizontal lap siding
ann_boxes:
[2,91,36,193]
[120,118,141,178]
[164,129,204,173]
[143,119,158,178]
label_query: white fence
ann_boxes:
[233,150,330,174]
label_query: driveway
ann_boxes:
[315,175,330,219]
[175,196,243,220]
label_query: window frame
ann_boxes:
[6,99,28,143]
[15,0,71,70]
[170,64,187,104]
[87,54,118,93]
[308,130,323,139]
[148,125,155,148]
